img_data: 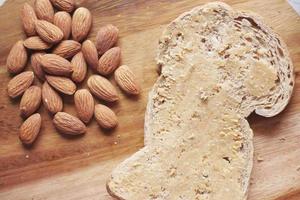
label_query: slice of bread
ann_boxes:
[107,2,294,200]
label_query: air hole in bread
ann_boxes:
[290,81,294,86]
[245,37,252,42]
[222,156,231,163]
[277,46,284,57]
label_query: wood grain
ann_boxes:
[0,0,299,199]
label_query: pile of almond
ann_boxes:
[7,0,140,146]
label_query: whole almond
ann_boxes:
[34,0,54,22]
[50,0,75,12]
[7,71,34,98]
[52,40,81,59]
[21,3,38,36]
[19,113,42,145]
[94,104,117,129]
[53,112,86,135]
[82,40,98,71]
[74,89,94,123]
[31,52,46,80]
[87,75,118,102]
[24,36,52,50]
[42,82,63,114]
[71,7,92,42]
[114,65,140,95]
[53,11,72,40]
[46,75,76,95]
[97,47,121,75]
[40,54,72,76]
[20,86,42,118]
[96,24,119,55]
[35,20,63,43]
[71,52,87,83]
[6,40,28,74]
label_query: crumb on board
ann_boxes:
[279,137,286,142]
[114,141,118,145]
[25,154,29,159]
[296,166,300,172]
[257,155,264,162]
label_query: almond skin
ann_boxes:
[35,20,64,44]
[71,52,87,83]
[40,54,73,76]
[34,0,54,22]
[96,24,119,55]
[74,89,94,124]
[31,52,46,81]
[87,75,118,102]
[7,71,34,98]
[97,47,121,75]
[71,7,92,42]
[6,40,28,74]
[53,11,72,40]
[53,112,86,135]
[52,40,81,59]
[19,113,42,145]
[24,36,52,50]
[114,65,140,95]
[94,104,117,129]
[20,86,42,118]
[42,81,63,114]
[82,40,98,71]
[21,3,38,36]
[46,75,76,95]
[50,0,75,12]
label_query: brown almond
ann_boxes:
[21,3,38,36]
[50,0,75,12]
[19,113,42,145]
[52,40,81,59]
[71,52,87,83]
[24,36,52,50]
[46,75,76,95]
[71,7,92,42]
[7,71,34,98]
[74,89,94,124]
[82,40,98,71]
[96,24,119,55]
[53,11,72,40]
[31,52,46,80]
[40,54,73,76]
[87,75,118,102]
[114,65,140,95]
[94,104,117,129]
[97,47,121,75]
[20,86,42,118]
[34,0,54,22]
[53,112,86,135]
[42,81,63,114]
[6,40,28,74]
[35,20,63,43]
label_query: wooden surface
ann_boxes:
[0,0,299,199]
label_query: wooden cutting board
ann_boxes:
[0,0,299,199]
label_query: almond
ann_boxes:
[82,40,98,71]
[46,75,76,95]
[114,65,140,95]
[20,86,42,118]
[7,71,34,98]
[50,0,75,12]
[42,81,63,114]
[34,0,54,22]
[19,113,42,145]
[31,52,46,81]
[71,7,92,42]
[96,24,119,55]
[52,40,81,59]
[71,52,87,83]
[24,36,52,50]
[53,11,72,40]
[40,54,73,76]
[87,75,118,102]
[94,104,117,129]
[35,20,64,43]
[74,89,94,123]
[97,47,121,75]
[53,112,86,135]
[6,40,28,74]
[21,3,38,36]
